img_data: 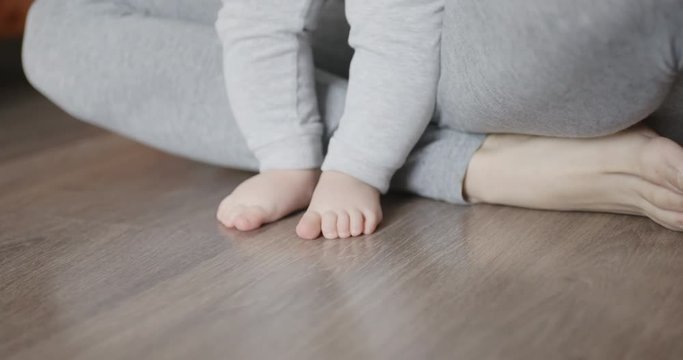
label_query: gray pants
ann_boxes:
[217,0,444,193]
[22,0,683,204]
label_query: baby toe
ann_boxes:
[217,203,244,228]
[234,207,266,231]
[336,211,351,238]
[296,211,322,240]
[321,211,338,239]
[233,215,252,231]
[216,199,231,222]
[363,209,382,235]
[348,209,364,237]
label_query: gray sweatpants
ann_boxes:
[217,0,443,193]
[22,0,683,205]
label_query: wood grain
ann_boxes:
[1,83,683,360]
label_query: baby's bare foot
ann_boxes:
[464,125,683,231]
[296,171,382,240]
[217,170,319,231]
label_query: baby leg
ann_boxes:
[297,0,445,239]
[215,0,327,230]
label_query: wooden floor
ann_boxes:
[2,81,683,360]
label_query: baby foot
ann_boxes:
[296,171,382,239]
[464,125,683,231]
[217,170,319,231]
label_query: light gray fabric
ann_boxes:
[216,0,444,193]
[437,0,683,138]
[21,0,483,204]
[21,0,683,205]
[216,0,327,171]
[320,0,444,192]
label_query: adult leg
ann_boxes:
[22,0,260,171]
[438,0,681,137]
[432,0,683,230]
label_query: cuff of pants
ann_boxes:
[321,137,395,193]
[255,133,324,171]
[391,128,487,205]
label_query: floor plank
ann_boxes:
[1,84,682,360]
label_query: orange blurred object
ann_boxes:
[0,0,33,38]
